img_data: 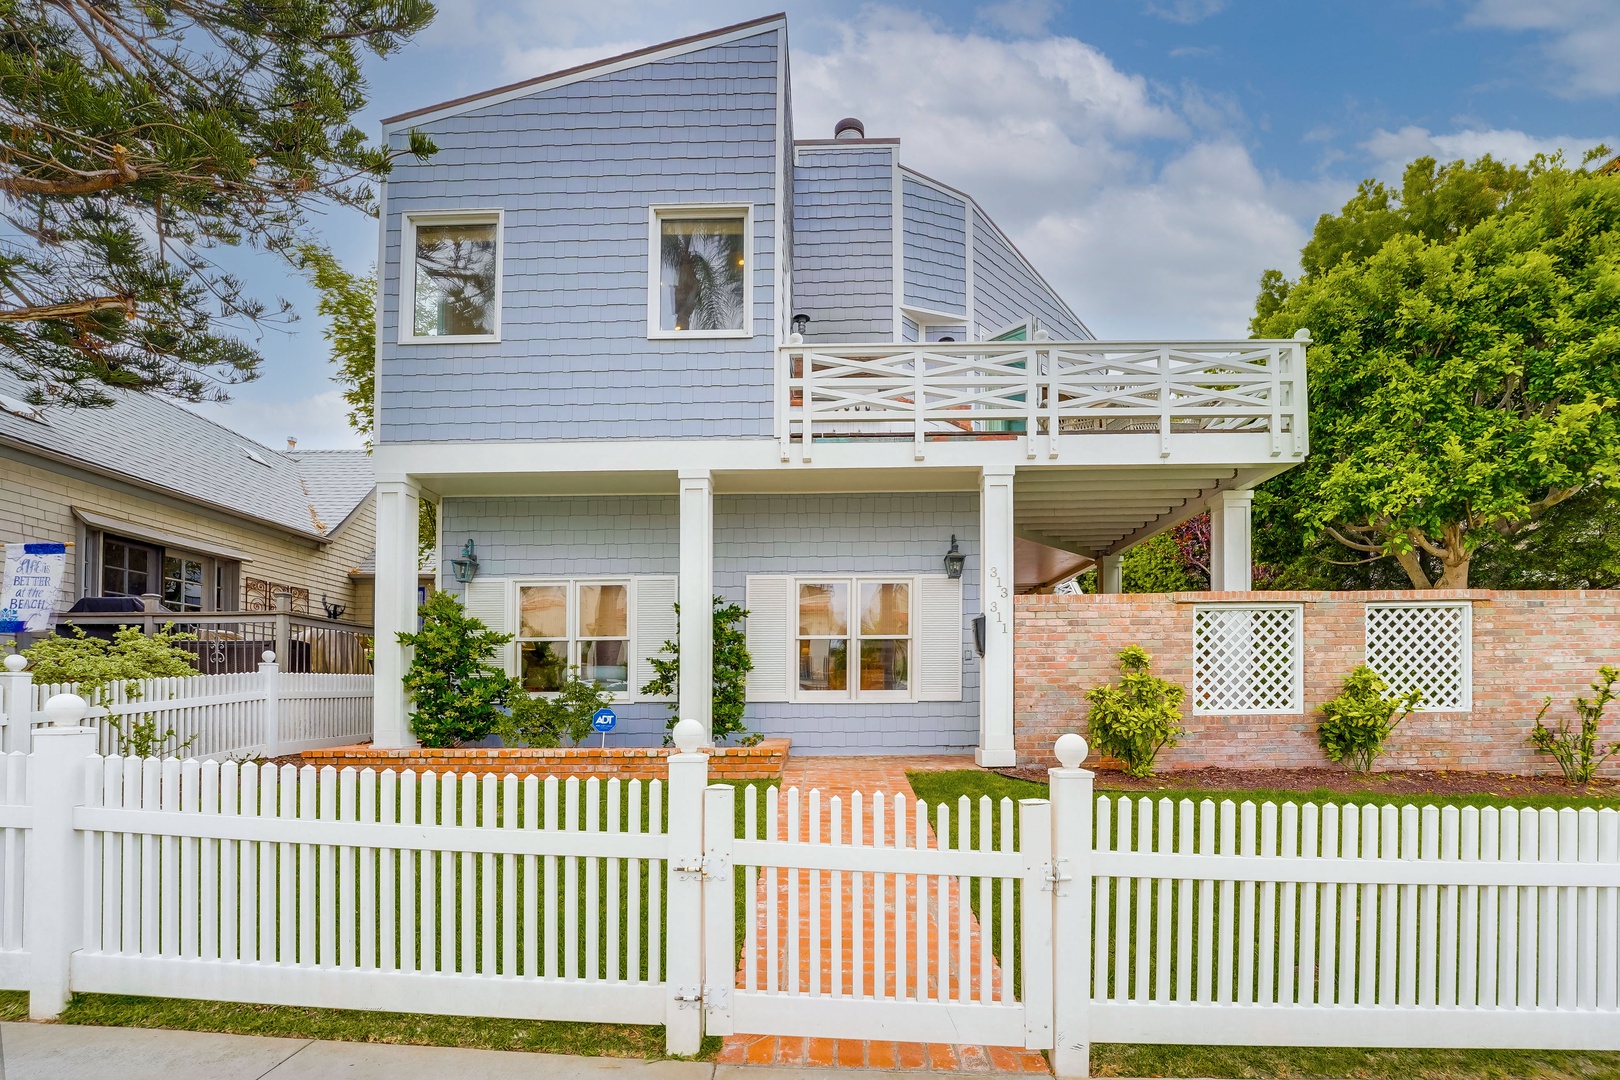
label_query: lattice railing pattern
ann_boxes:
[1193,605,1302,714]
[777,339,1309,460]
[1365,603,1471,711]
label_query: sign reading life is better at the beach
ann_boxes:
[0,543,67,634]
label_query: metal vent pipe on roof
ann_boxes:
[834,117,865,140]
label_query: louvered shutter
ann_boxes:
[744,575,792,702]
[916,575,964,701]
[460,579,514,674]
[632,575,678,700]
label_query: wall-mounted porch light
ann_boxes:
[944,535,966,580]
[791,312,809,339]
[450,539,480,584]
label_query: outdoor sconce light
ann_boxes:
[791,312,810,338]
[943,535,966,580]
[450,539,480,584]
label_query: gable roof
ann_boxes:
[381,13,786,129]
[0,370,372,543]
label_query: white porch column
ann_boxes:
[1097,553,1123,594]
[977,466,1016,768]
[372,478,421,749]
[678,469,714,743]
[1208,489,1254,592]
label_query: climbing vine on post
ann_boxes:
[640,596,758,744]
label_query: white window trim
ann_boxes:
[511,576,636,703]
[789,574,918,705]
[398,208,504,345]
[1364,600,1474,712]
[647,203,754,340]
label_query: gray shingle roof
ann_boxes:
[0,371,372,541]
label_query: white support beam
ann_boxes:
[1209,488,1254,592]
[1098,554,1123,594]
[678,470,715,743]
[372,479,421,749]
[978,466,1016,768]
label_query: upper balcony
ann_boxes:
[776,334,1310,467]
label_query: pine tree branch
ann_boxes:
[2,146,140,196]
[0,296,136,322]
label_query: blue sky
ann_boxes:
[197,0,1619,448]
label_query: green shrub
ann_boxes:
[496,669,605,748]
[1318,665,1423,772]
[640,596,758,745]
[397,591,513,748]
[1530,665,1619,785]
[24,626,200,757]
[1085,645,1185,777]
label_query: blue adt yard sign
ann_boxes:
[592,707,617,747]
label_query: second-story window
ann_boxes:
[403,211,501,341]
[650,206,749,337]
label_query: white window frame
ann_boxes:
[1364,600,1473,712]
[512,577,634,702]
[647,203,753,340]
[790,574,917,704]
[399,208,504,344]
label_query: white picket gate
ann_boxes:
[709,784,1052,1047]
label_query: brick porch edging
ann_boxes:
[300,738,790,780]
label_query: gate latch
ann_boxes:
[1044,858,1073,893]
[673,985,704,1010]
[675,857,729,881]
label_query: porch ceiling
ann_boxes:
[1014,465,1252,560]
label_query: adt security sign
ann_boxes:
[591,708,617,733]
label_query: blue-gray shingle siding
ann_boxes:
[901,176,967,315]
[791,145,894,341]
[440,491,980,755]
[378,33,783,444]
[972,207,1088,340]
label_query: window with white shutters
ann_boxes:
[744,576,792,702]
[632,576,678,700]
[460,578,513,673]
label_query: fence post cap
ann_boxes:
[41,693,89,727]
[262,650,277,664]
[3,653,25,672]
[1054,733,1089,769]
[671,718,705,753]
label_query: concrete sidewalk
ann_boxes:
[0,1022,1084,1080]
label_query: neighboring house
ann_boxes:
[369,14,1310,761]
[0,369,380,625]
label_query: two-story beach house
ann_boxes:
[369,14,1309,763]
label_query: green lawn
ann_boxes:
[909,769,1620,1080]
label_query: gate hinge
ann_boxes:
[1044,858,1073,893]
[702,983,730,1012]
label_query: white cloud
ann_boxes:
[977,0,1060,37]
[1468,0,1620,98]
[1143,0,1226,25]
[1361,124,1605,176]
[190,392,364,453]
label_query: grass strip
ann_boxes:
[1090,1042,1620,1079]
[3,989,721,1060]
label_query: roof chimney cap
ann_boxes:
[286,437,298,451]
[834,117,866,140]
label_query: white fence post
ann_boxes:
[260,654,282,758]
[703,783,736,1037]
[1,654,31,755]
[25,713,97,1018]
[1050,733,1095,1078]
[664,718,709,1056]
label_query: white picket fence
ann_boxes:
[0,725,1610,1075]
[0,662,370,759]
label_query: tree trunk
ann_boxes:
[1392,548,1432,589]
[1438,553,1470,589]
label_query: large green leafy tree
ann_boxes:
[0,0,434,406]
[1252,152,1620,588]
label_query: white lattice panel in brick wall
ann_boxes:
[1193,605,1302,714]
[1364,603,1471,711]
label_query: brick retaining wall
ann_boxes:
[1015,590,1620,774]
[301,738,790,780]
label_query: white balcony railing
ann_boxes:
[777,335,1310,462]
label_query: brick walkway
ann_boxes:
[715,755,1050,1074]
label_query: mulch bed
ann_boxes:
[994,765,1619,799]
